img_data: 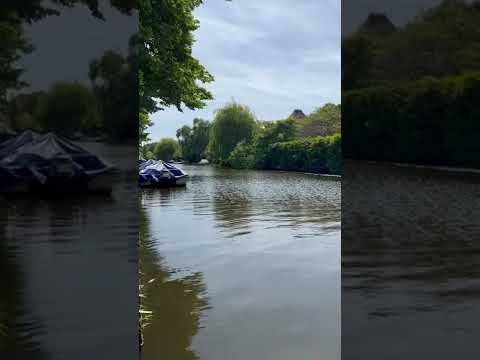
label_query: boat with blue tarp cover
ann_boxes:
[139,159,188,187]
[0,130,116,193]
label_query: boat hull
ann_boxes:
[139,175,187,188]
[0,171,116,194]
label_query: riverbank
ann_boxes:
[344,159,480,177]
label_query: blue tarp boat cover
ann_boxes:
[138,160,187,187]
[0,130,114,190]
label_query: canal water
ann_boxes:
[0,142,138,359]
[140,165,341,360]
[342,161,480,360]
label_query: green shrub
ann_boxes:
[343,72,480,168]
[154,138,179,161]
[227,142,255,169]
[267,134,341,174]
[35,81,99,135]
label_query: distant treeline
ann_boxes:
[343,1,480,90]
[2,38,137,142]
[143,102,341,175]
[343,0,480,167]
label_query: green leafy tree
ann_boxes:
[208,102,257,163]
[7,91,45,131]
[89,44,137,140]
[35,81,99,135]
[3,1,135,23]
[247,118,297,168]
[176,118,210,162]
[342,34,375,90]
[299,103,341,137]
[139,0,213,114]
[0,12,32,114]
[343,1,480,87]
[227,141,255,169]
[138,0,216,145]
[154,138,179,161]
[139,70,152,144]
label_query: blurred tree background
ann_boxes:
[343,0,480,167]
[0,0,137,141]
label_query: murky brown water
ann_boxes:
[140,165,341,360]
[342,161,480,359]
[0,142,138,359]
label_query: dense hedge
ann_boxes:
[343,73,480,167]
[227,134,341,175]
[268,134,341,174]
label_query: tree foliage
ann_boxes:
[343,1,480,167]
[139,70,152,144]
[7,91,44,131]
[0,1,136,115]
[227,116,341,174]
[268,134,341,174]
[343,0,480,88]
[35,81,99,135]
[3,1,135,23]
[298,103,341,138]
[139,0,213,114]
[0,11,32,113]
[208,103,257,163]
[89,42,137,140]
[172,103,342,174]
[343,72,480,167]
[153,138,179,161]
[176,118,210,163]
[341,35,374,90]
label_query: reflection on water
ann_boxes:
[0,143,138,359]
[0,209,49,358]
[140,207,209,360]
[141,166,341,360]
[342,161,480,359]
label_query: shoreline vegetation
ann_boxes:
[1,37,138,145]
[142,102,342,175]
[343,1,480,169]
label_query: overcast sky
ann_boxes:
[150,0,341,141]
[18,1,137,91]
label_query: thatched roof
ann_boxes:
[359,13,396,36]
[289,109,306,120]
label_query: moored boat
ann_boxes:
[139,160,188,187]
[0,130,116,194]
